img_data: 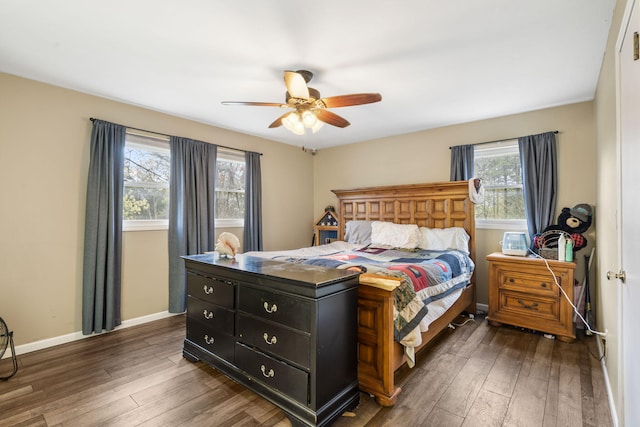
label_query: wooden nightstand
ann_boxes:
[486,252,576,342]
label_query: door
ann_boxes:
[619,0,640,425]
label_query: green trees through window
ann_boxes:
[123,135,170,221]
[474,141,525,222]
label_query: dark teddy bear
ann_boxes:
[534,204,593,252]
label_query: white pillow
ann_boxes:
[344,220,373,245]
[418,227,470,253]
[370,221,421,249]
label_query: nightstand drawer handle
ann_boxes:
[517,299,539,310]
[261,365,275,378]
[263,333,277,345]
[509,278,515,283]
[203,285,214,295]
[263,302,278,314]
[204,335,215,345]
[203,309,214,319]
[540,283,547,288]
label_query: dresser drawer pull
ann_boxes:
[540,283,547,288]
[203,285,214,295]
[260,365,275,378]
[517,299,539,310]
[204,335,215,345]
[203,309,214,320]
[509,278,515,283]
[263,333,277,345]
[263,302,278,314]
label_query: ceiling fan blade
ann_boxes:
[284,71,310,99]
[314,109,350,128]
[320,93,382,108]
[221,101,287,107]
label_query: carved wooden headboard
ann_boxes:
[331,181,476,270]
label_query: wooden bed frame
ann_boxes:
[331,181,476,407]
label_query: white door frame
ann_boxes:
[616,1,639,425]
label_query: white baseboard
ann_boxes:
[3,311,181,358]
[597,334,619,427]
[476,303,488,314]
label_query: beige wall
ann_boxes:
[314,102,597,307]
[594,0,626,423]
[0,72,314,346]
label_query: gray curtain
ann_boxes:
[82,119,126,334]
[243,151,263,252]
[519,131,558,240]
[450,144,475,181]
[168,137,217,313]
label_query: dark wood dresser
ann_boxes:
[182,254,361,427]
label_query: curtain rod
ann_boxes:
[449,130,559,149]
[90,117,263,156]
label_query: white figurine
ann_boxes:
[214,232,241,258]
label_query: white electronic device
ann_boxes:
[501,232,530,256]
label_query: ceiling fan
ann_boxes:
[222,70,382,135]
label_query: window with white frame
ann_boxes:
[215,149,245,228]
[123,131,171,231]
[474,140,527,230]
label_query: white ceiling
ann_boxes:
[0,0,616,150]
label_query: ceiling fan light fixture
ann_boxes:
[302,110,317,127]
[311,119,323,133]
[282,112,305,135]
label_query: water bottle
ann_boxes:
[558,234,566,261]
[565,238,574,262]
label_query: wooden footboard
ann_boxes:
[357,274,476,407]
[356,275,402,406]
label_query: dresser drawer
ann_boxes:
[235,343,309,404]
[187,320,235,361]
[187,271,235,308]
[239,286,311,332]
[238,313,310,368]
[499,291,559,321]
[497,269,559,298]
[187,296,234,334]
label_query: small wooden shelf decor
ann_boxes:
[313,209,338,246]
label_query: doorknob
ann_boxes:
[607,270,626,283]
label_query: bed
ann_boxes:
[244,181,476,406]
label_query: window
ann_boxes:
[474,140,527,230]
[122,136,245,231]
[216,149,245,228]
[123,131,171,231]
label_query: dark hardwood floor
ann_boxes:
[0,313,612,426]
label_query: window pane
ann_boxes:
[123,134,170,222]
[216,156,245,221]
[215,190,245,219]
[474,142,525,221]
[124,186,170,220]
[475,187,525,220]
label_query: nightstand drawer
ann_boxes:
[238,313,310,368]
[187,271,235,308]
[239,286,311,332]
[235,342,309,404]
[499,291,559,321]
[498,270,559,297]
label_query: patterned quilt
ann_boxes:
[243,242,475,345]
